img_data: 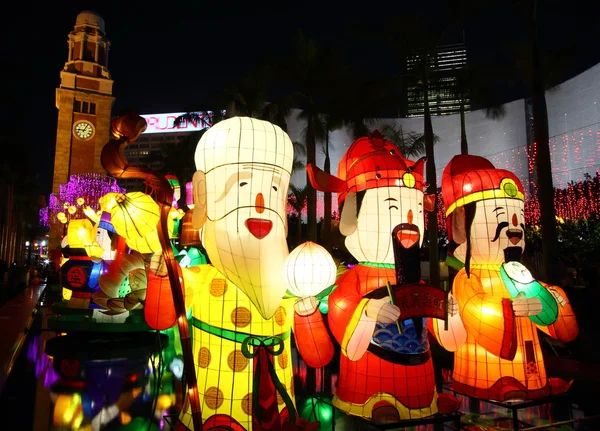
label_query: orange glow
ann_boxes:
[120,412,132,425]
[435,155,579,402]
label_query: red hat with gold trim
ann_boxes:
[442,154,525,218]
[307,130,427,206]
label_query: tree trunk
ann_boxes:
[530,7,559,284]
[323,131,332,248]
[296,214,302,248]
[423,70,441,288]
[460,101,469,155]
[306,114,318,242]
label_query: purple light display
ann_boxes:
[39,207,50,228]
[43,173,125,226]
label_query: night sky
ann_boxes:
[1,0,599,199]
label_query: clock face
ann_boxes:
[73,121,94,139]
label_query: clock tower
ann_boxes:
[51,10,115,194]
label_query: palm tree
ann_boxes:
[317,114,342,247]
[288,184,309,247]
[527,0,559,283]
[386,14,450,288]
[379,123,439,158]
[472,1,573,283]
[272,30,332,243]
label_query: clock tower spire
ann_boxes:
[51,10,115,194]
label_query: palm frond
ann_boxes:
[291,157,305,176]
[485,104,507,120]
[173,112,213,129]
[380,123,437,158]
[293,141,307,157]
[288,184,309,214]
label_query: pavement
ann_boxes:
[0,282,45,396]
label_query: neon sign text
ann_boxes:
[140,112,215,134]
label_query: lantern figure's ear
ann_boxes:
[423,194,435,212]
[339,192,358,237]
[451,206,467,245]
[192,170,207,229]
[307,163,346,194]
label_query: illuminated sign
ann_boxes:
[140,112,216,134]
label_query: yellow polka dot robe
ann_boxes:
[179,265,295,430]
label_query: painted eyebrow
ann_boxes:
[493,207,504,212]
[242,165,282,181]
[215,170,252,203]
[418,202,423,206]
[384,198,398,202]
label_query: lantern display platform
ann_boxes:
[48,304,151,333]
[309,394,463,430]
[447,386,573,431]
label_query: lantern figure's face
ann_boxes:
[95,227,116,261]
[345,186,425,264]
[201,162,290,319]
[454,197,525,265]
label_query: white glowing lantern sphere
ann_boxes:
[283,241,337,298]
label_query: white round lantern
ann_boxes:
[283,241,337,298]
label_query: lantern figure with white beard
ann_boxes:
[431,154,579,401]
[306,132,459,422]
[178,117,312,431]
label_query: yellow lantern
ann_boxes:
[283,241,336,298]
[101,192,160,241]
[63,202,70,209]
[83,206,100,224]
[68,205,77,215]
[57,212,67,221]
[66,219,107,261]
[67,219,95,249]
[126,217,174,254]
[76,197,85,206]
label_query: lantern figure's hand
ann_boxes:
[366,297,401,324]
[294,296,318,316]
[512,292,543,317]
[549,288,567,307]
[448,293,459,317]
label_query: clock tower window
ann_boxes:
[73,100,96,115]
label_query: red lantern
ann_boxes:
[144,267,183,330]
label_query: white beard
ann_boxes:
[201,212,289,320]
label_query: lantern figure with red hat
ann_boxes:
[306,131,459,421]
[431,154,579,401]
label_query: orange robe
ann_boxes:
[432,265,578,401]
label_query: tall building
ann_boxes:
[118,112,215,192]
[405,42,470,118]
[49,10,115,249]
[52,10,115,194]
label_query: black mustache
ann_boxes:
[491,221,509,242]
